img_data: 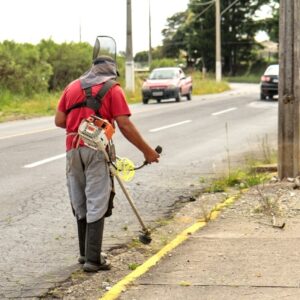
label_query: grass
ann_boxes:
[205,135,277,193]
[0,71,230,122]
[253,185,281,216]
[128,262,140,270]
[205,169,271,193]
[224,74,261,84]
[0,91,60,122]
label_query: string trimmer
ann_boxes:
[78,115,162,244]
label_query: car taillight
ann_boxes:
[261,75,271,82]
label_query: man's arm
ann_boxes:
[55,110,67,128]
[115,115,159,163]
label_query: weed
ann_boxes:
[254,185,281,217]
[128,263,140,270]
[205,169,270,193]
[128,238,141,249]
[199,201,212,222]
[199,177,206,183]
[225,122,231,177]
[259,134,277,164]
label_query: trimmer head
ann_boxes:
[139,230,152,244]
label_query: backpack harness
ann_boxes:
[66,80,118,116]
[66,80,118,151]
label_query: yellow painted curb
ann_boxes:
[100,193,241,300]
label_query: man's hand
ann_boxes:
[144,147,160,164]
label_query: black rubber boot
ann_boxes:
[83,218,111,272]
[77,218,86,264]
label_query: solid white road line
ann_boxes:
[211,107,237,116]
[24,153,66,168]
[149,120,192,133]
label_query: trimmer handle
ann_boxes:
[155,145,163,154]
[134,145,162,170]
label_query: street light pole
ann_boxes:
[126,0,135,92]
[215,0,221,82]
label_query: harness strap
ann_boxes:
[67,132,81,149]
[65,80,118,115]
[94,80,117,102]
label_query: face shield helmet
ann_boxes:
[93,36,117,64]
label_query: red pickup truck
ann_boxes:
[141,67,193,104]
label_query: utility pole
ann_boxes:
[148,0,152,69]
[215,0,221,82]
[278,0,300,178]
[126,0,135,92]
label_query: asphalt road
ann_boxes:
[0,83,278,298]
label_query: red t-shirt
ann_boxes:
[57,79,131,151]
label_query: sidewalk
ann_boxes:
[115,181,300,300]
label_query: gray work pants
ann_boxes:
[66,147,111,223]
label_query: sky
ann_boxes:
[0,0,189,54]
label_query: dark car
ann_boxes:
[260,64,279,100]
[141,67,192,104]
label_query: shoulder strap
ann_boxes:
[65,80,117,115]
[94,80,118,102]
[65,87,92,114]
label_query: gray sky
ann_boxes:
[0,0,189,54]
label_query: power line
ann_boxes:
[196,2,214,18]
[221,0,239,16]
[191,0,215,6]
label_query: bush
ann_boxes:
[0,41,53,95]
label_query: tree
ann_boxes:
[161,11,190,59]
[134,47,163,63]
[260,0,279,43]
[161,0,277,74]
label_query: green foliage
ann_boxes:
[128,263,140,270]
[0,91,59,122]
[161,0,279,75]
[161,11,190,58]
[0,41,52,95]
[150,58,178,70]
[206,169,270,193]
[134,47,164,62]
[0,37,229,122]
[134,51,149,62]
[191,72,230,94]
[38,39,93,91]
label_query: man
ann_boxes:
[55,56,159,272]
